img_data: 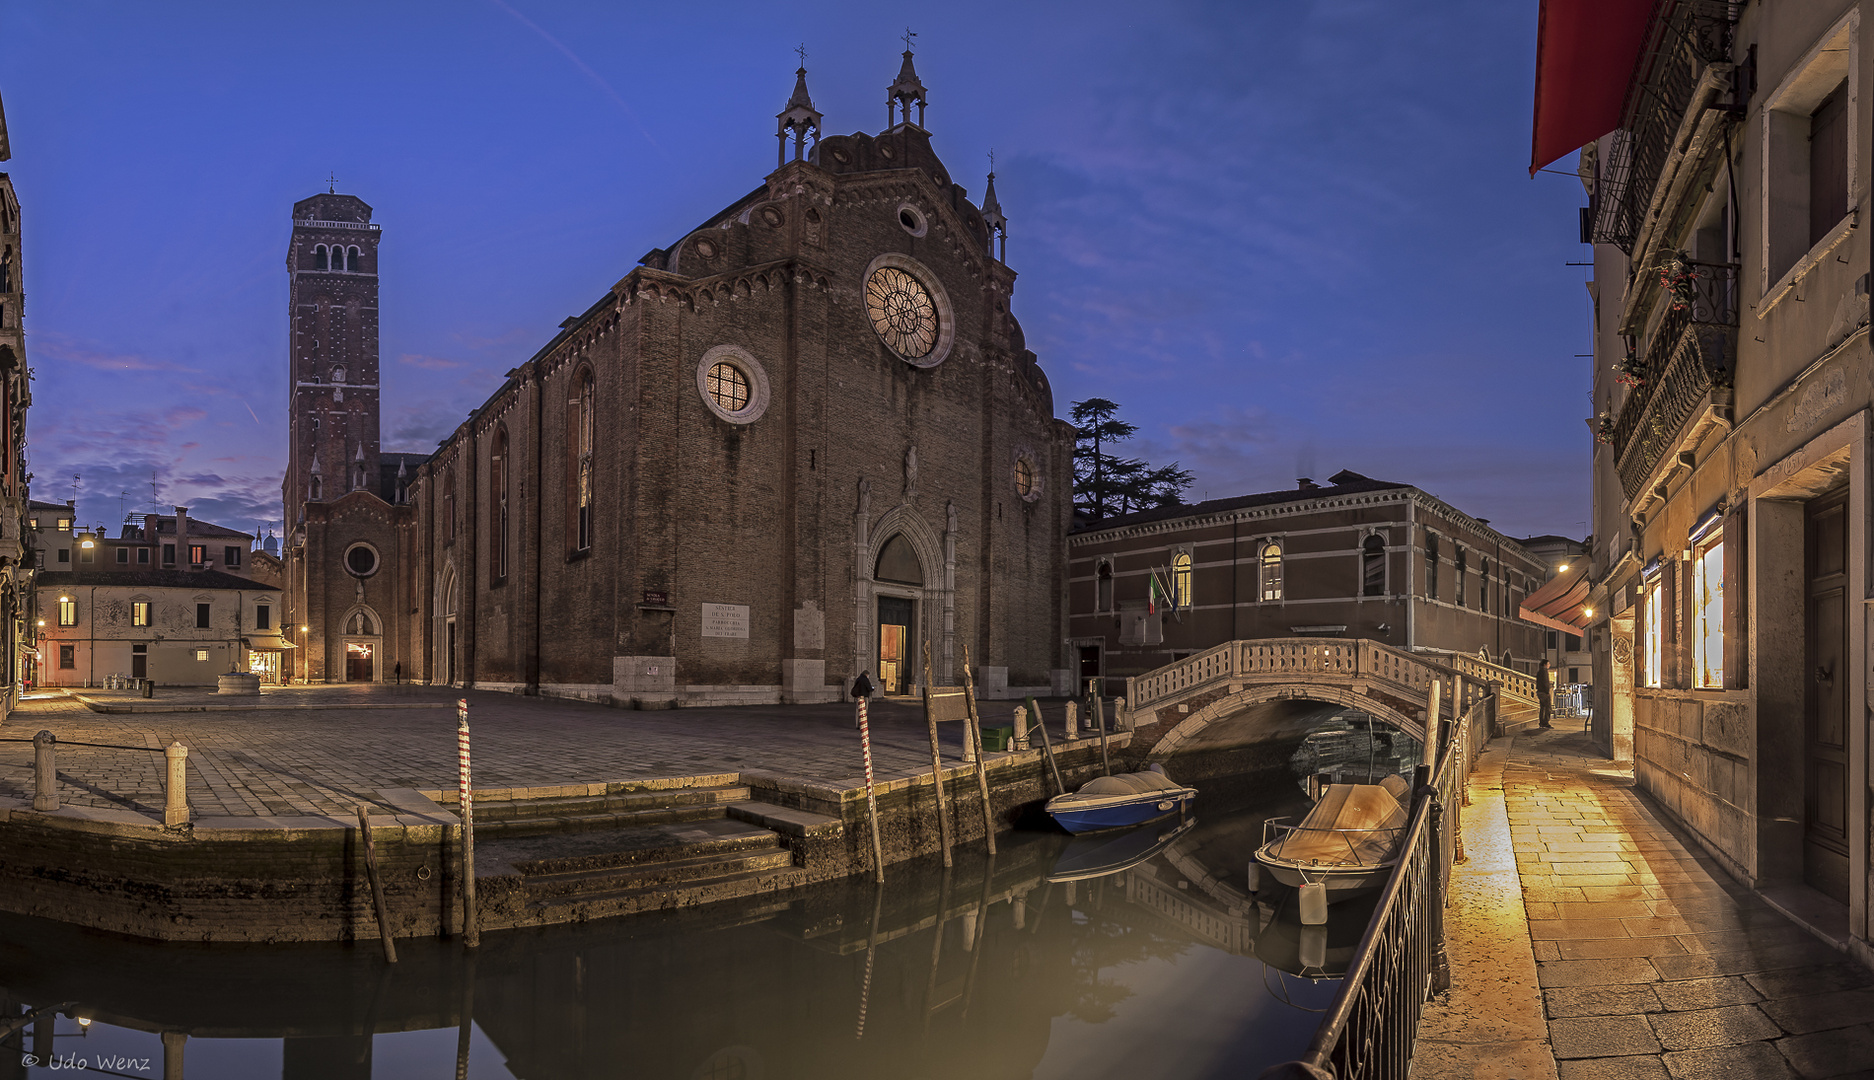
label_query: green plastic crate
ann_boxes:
[979,725,1014,752]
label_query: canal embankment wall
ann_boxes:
[0,735,1133,943]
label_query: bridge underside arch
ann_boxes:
[1148,683,1425,764]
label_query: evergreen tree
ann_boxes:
[1071,398,1194,520]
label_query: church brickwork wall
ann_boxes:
[408,126,1070,701]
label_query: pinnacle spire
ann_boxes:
[887,31,928,131]
[776,47,824,167]
[982,154,1007,262]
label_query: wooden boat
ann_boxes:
[1252,775,1409,900]
[1044,766,1197,835]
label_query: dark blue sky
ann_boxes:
[2,0,1592,540]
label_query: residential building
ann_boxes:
[0,95,32,718]
[1536,0,1874,960]
[1066,470,1548,683]
[34,509,287,686]
[1518,534,1594,695]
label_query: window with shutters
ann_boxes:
[1694,534,1724,689]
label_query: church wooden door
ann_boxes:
[1805,488,1850,903]
[346,642,376,683]
[878,596,914,695]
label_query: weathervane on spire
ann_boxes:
[902,27,917,51]
[796,42,808,67]
[888,29,928,130]
[777,45,824,166]
[327,172,336,194]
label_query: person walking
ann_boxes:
[1536,658,1553,728]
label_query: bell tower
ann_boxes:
[284,190,381,527]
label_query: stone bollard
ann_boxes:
[1063,701,1078,741]
[164,741,190,827]
[32,729,57,811]
[1116,697,1132,732]
[1012,705,1029,751]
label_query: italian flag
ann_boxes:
[1149,572,1170,616]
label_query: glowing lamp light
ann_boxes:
[35,619,44,627]
[300,625,309,633]
[1582,606,1595,618]
[58,596,70,603]
[1557,563,1570,572]
[76,1017,90,1028]
[79,538,95,550]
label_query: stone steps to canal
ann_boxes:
[469,781,843,929]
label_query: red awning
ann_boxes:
[1529,0,1653,178]
[1519,559,1592,634]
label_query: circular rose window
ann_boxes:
[344,543,379,577]
[866,267,938,358]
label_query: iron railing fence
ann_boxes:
[1587,0,1740,253]
[1612,263,1738,497]
[1261,691,1492,1080]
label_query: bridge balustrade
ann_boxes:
[1130,637,1460,718]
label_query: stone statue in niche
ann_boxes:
[857,477,870,518]
[947,500,958,534]
[904,445,918,500]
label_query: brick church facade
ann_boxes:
[286,52,1074,703]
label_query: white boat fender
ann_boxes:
[1299,882,1329,926]
[1246,862,1261,894]
[1299,924,1328,970]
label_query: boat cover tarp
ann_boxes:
[1076,772,1186,797]
[1266,783,1406,867]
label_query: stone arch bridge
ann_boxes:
[1121,638,1541,767]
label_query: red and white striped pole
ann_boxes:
[457,698,479,948]
[857,695,885,883]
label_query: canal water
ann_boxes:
[0,766,1403,1080]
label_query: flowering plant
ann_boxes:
[1594,411,1615,445]
[1654,250,1701,313]
[1612,339,1647,387]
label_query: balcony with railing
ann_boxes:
[1587,0,1740,255]
[1611,258,1738,499]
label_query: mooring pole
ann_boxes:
[1090,681,1111,777]
[457,698,479,949]
[959,645,996,856]
[920,643,955,867]
[1026,696,1066,796]
[855,684,886,883]
[855,879,885,1041]
[358,803,398,963]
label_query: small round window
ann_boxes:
[706,363,749,412]
[696,346,771,425]
[897,203,927,237]
[344,543,379,577]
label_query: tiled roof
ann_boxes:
[1074,470,1410,534]
[36,569,279,592]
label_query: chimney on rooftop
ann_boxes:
[1297,478,1319,491]
[175,506,192,569]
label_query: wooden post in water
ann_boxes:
[457,698,479,948]
[855,880,885,1040]
[1025,696,1066,796]
[920,642,955,868]
[357,803,398,963]
[454,952,475,1080]
[959,645,996,856]
[1090,681,1111,776]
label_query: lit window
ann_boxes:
[57,598,76,626]
[1695,536,1724,689]
[132,602,151,627]
[56,517,70,531]
[194,648,210,662]
[706,362,749,412]
[1260,542,1283,602]
[1172,551,1192,609]
[1642,578,1663,689]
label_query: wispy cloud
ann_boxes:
[35,333,201,375]
[399,353,465,371]
[486,0,663,153]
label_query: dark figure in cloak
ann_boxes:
[393,660,402,685]
[1537,658,1552,728]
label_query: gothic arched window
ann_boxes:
[1172,551,1193,609]
[1456,549,1468,607]
[309,474,322,501]
[314,245,328,270]
[1097,560,1114,612]
[492,426,510,581]
[567,366,594,552]
[443,465,457,544]
[346,246,360,271]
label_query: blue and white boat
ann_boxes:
[1047,816,1196,882]
[1044,766,1197,834]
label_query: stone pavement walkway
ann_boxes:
[0,686,1092,820]
[1425,724,1874,1079]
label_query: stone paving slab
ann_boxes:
[0,687,1105,819]
[1501,727,1874,1079]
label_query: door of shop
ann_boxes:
[1805,487,1850,903]
[877,596,914,695]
